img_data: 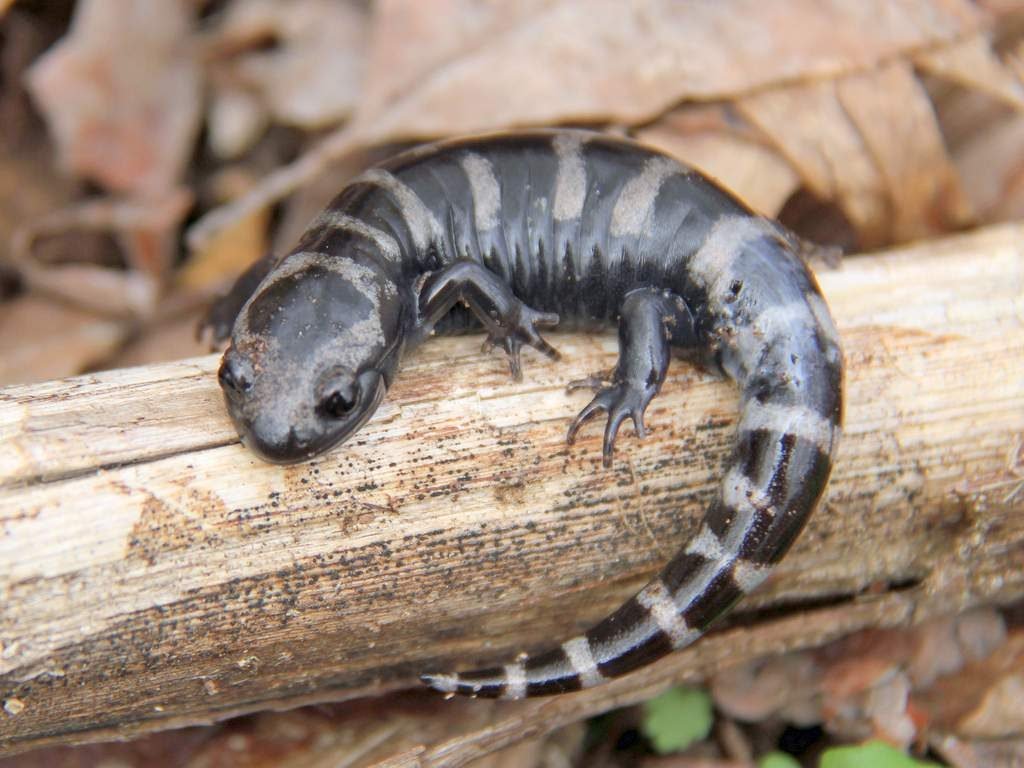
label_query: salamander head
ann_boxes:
[218,252,402,464]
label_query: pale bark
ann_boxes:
[1,223,1022,756]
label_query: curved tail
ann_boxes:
[423,293,843,699]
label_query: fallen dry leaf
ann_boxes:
[205,83,267,161]
[958,674,1024,739]
[837,62,975,241]
[927,76,1024,224]
[932,734,1024,768]
[710,610,1013,749]
[738,62,975,246]
[187,0,989,253]
[12,189,193,296]
[108,309,216,370]
[955,112,1024,222]
[0,7,59,144]
[737,80,890,246]
[0,134,77,264]
[178,169,269,292]
[915,33,1024,111]
[353,0,985,141]
[709,653,821,725]
[0,295,127,385]
[637,107,801,217]
[906,614,970,687]
[26,0,202,196]
[13,261,158,319]
[915,630,1024,740]
[929,77,1016,150]
[210,0,368,132]
[976,0,1024,13]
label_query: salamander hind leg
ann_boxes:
[567,288,698,467]
[417,259,560,380]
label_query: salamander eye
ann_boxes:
[320,383,359,419]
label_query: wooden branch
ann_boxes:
[1,223,1023,757]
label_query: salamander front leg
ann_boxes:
[567,288,697,466]
[417,260,560,380]
[200,251,280,347]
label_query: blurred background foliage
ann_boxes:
[1,2,1022,766]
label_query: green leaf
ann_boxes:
[760,752,802,768]
[820,741,941,768]
[640,686,713,755]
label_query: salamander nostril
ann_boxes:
[218,355,253,394]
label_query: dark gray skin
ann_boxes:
[208,129,843,699]
[217,254,403,463]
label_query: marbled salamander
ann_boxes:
[209,129,844,699]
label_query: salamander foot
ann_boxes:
[566,380,656,466]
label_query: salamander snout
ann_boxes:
[218,354,253,396]
[218,347,388,464]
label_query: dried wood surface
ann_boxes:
[1,224,1023,757]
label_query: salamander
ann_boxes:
[208,129,844,699]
